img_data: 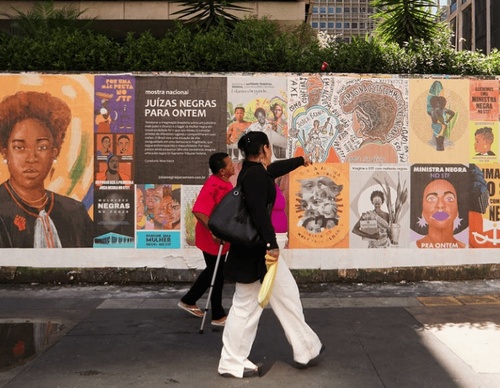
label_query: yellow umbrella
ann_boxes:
[258,254,278,308]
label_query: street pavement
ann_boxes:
[1,279,500,388]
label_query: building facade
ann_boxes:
[308,0,375,42]
[446,0,500,54]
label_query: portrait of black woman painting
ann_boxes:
[0,91,93,248]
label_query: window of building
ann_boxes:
[320,22,326,29]
[328,22,334,28]
[352,22,358,29]
[352,7,358,13]
[336,7,342,14]
[462,5,472,50]
[344,22,350,28]
[360,22,365,29]
[312,22,319,28]
[312,6,318,14]
[344,7,350,13]
[336,22,342,28]
[320,7,326,14]
[328,7,334,14]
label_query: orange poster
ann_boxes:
[288,163,349,248]
[469,80,499,121]
[469,164,500,248]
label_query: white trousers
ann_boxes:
[218,233,322,377]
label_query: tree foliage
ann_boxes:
[0,7,498,76]
[371,0,443,46]
[0,0,95,36]
[171,0,251,31]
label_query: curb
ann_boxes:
[1,264,500,284]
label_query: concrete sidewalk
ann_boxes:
[1,281,500,388]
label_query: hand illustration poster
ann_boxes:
[288,163,349,248]
[182,184,202,249]
[135,183,181,249]
[288,75,342,163]
[469,164,499,248]
[94,75,135,134]
[409,79,469,163]
[226,76,288,163]
[334,77,409,164]
[410,164,469,248]
[350,165,410,248]
[469,79,499,122]
[470,122,499,163]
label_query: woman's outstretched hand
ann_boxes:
[303,154,313,167]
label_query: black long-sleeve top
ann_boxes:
[224,157,305,284]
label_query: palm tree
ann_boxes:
[171,0,251,31]
[0,0,95,36]
[371,0,443,46]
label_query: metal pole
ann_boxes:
[199,241,224,334]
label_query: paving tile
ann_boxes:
[455,294,500,305]
[416,296,462,306]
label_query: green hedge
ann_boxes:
[1,18,499,75]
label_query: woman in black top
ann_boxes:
[218,131,323,378]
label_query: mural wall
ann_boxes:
[0,73,499,270]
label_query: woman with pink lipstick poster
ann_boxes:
[410,164,469,248]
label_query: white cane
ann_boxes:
[199,241,225,334]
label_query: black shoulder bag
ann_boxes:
[208,168,265,247]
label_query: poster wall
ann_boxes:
[0,73,500,272]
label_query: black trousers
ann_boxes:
[181,250,226,320]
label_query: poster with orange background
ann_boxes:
[288,163,349,248]
[0,74,94,213]
[469,79,499,121]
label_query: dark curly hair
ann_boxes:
[370,190,385,203]
[0,91,71,154]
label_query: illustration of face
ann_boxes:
[107,155,120,173]
[299,177,342,203]
[101,137,111,151]
[474,134,491,154]
[171,199,181,224]
[256,110,266,125]
[154,194,173,228]
[320,201,338,219]
[372,195,383,210]
[136,187,144,220]
[304,218,322,233]
[422,179,458,231]
[234,108,245,122]
[145,186,162,211]
[118,137,130,154]
[273,105,283,119]
[2,118,58,191]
